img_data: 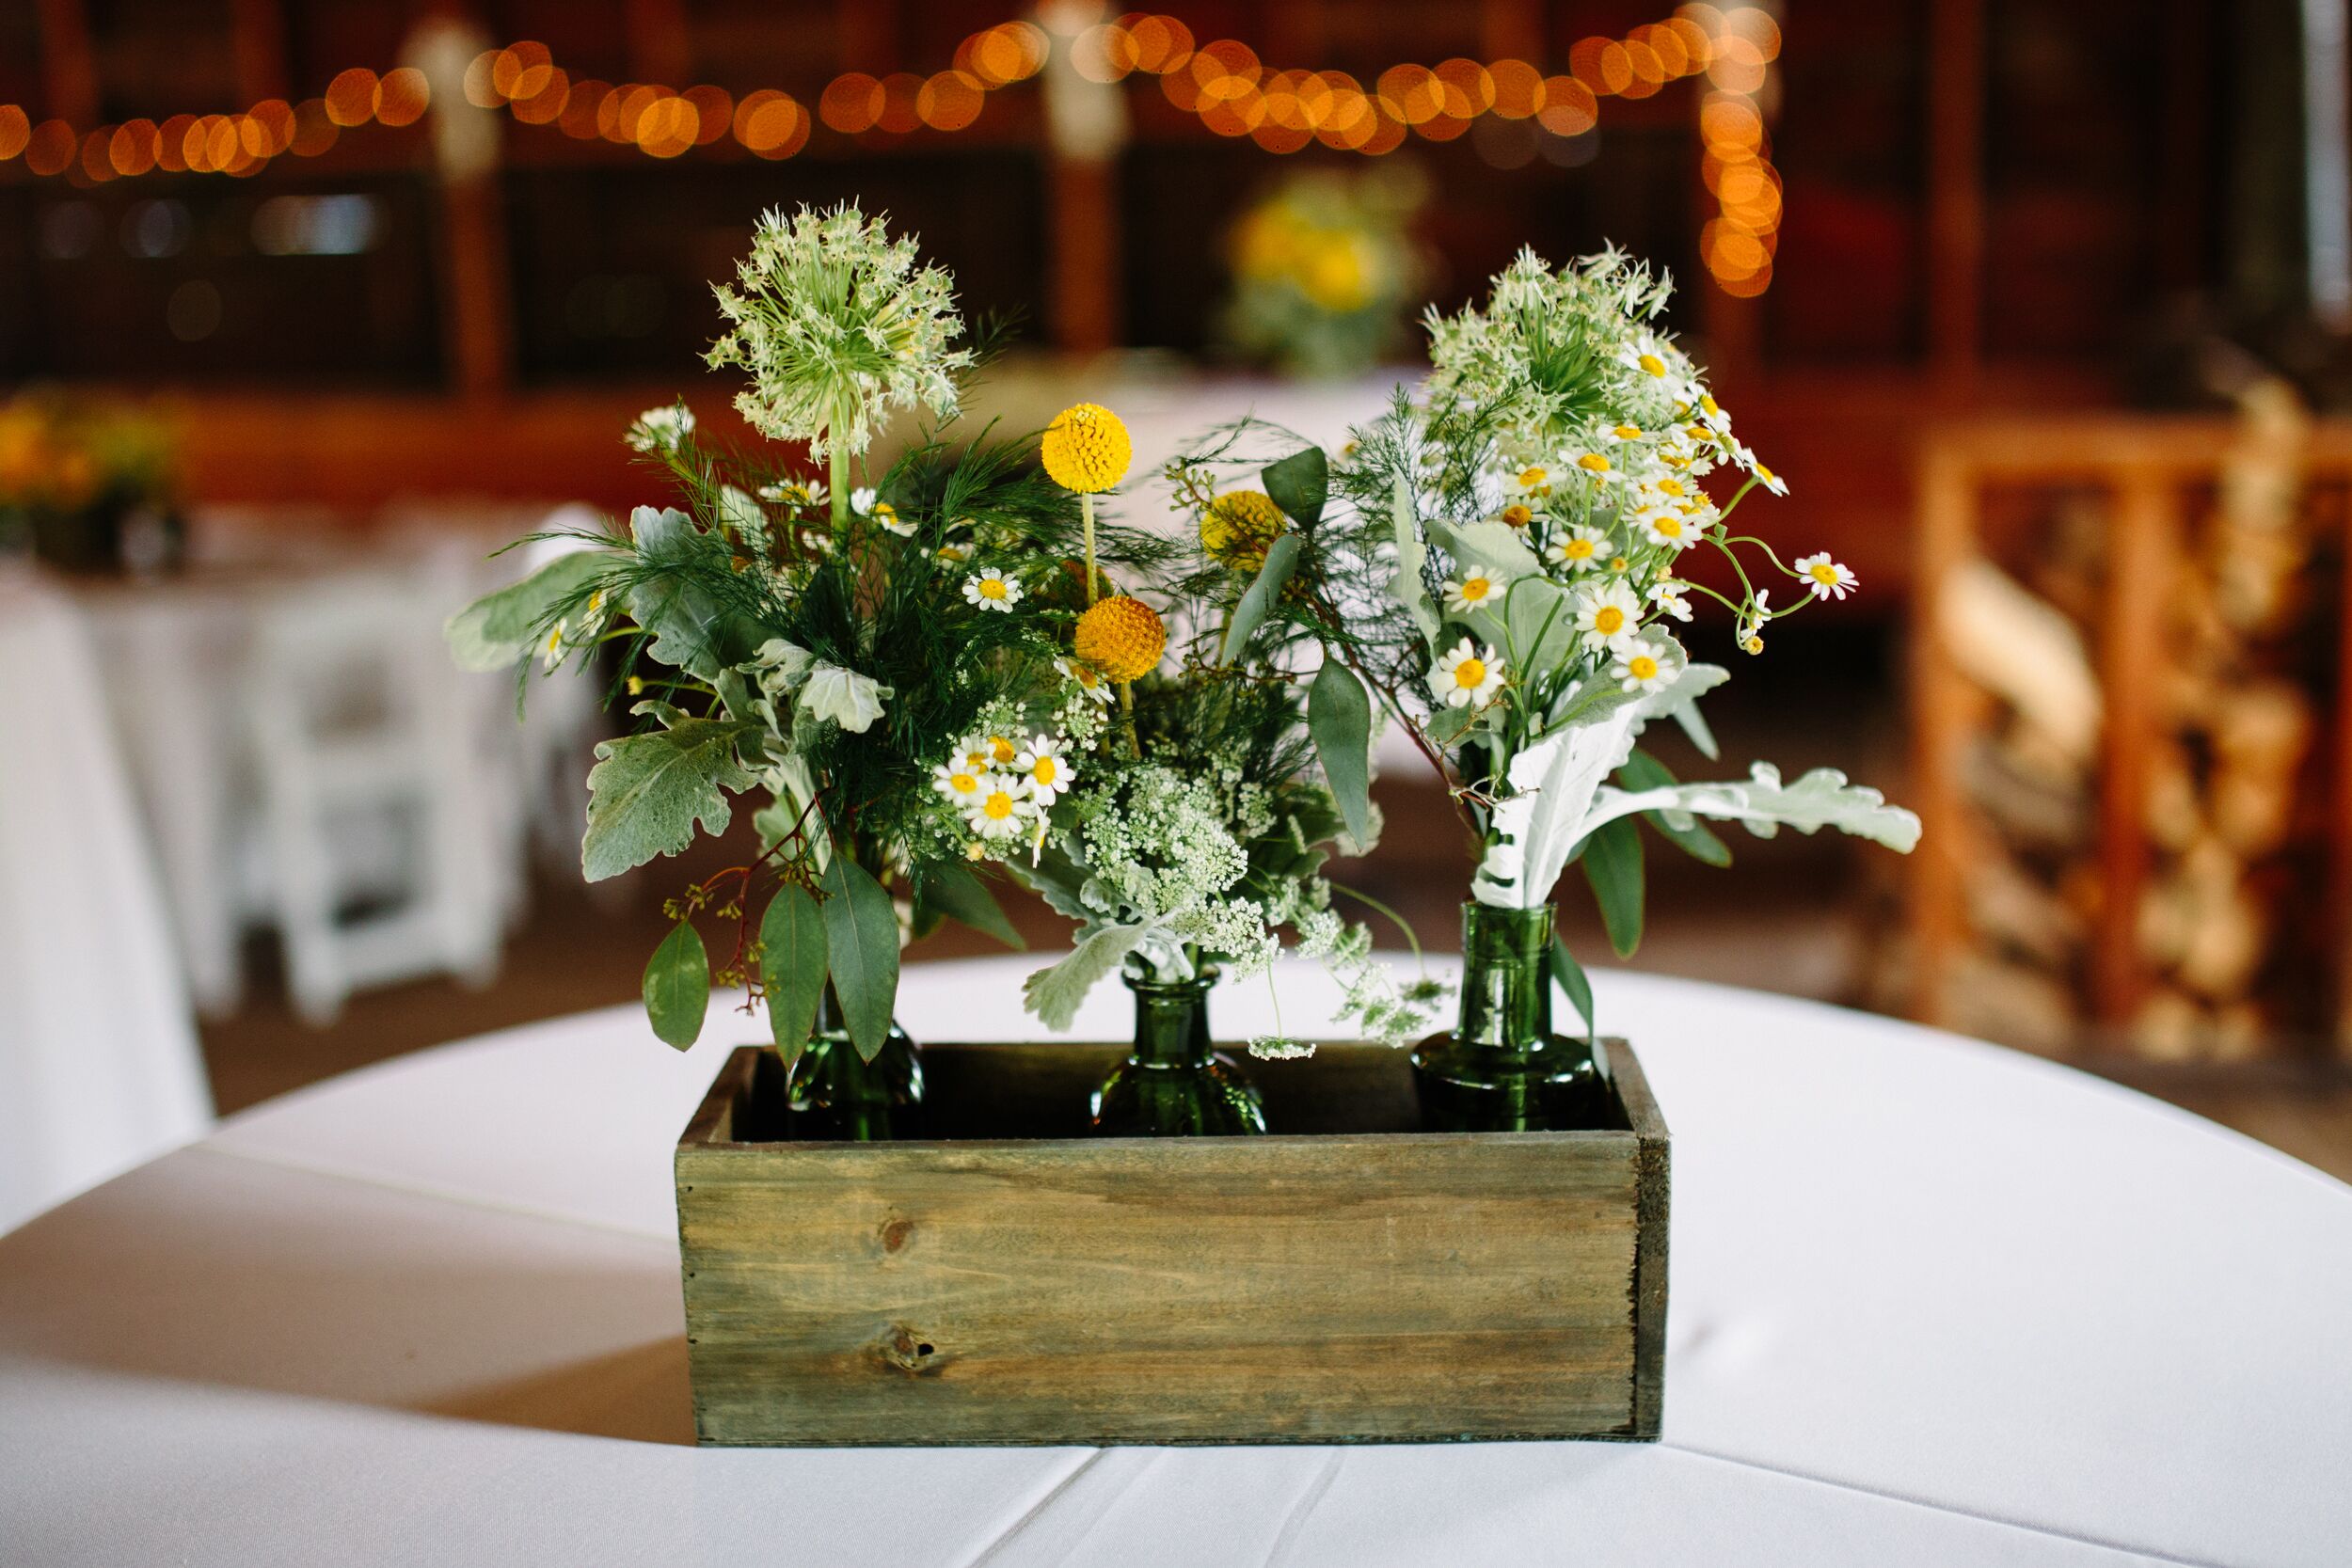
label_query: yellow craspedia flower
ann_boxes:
[1073,595,1166,682]
[1200,489,1286,573]
[1041,403,1131,494]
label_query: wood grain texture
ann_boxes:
[675,1038,1668,1447]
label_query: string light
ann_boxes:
[0,8,1779,292]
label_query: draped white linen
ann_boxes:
[3,958,2346,1565]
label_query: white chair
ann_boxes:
[246,570,506,1023]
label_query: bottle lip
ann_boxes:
[1120,961,1223,993]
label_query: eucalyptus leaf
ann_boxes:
[643,920,708,1050]
[1219,532,1302,665]
[1308,658,1375,846]
[580,711,757,881]
[759,884,827,1063]
[914,860,1025,950]
[1261,446,1328,526]
[819,855,901,1061]
[1022,921,1151,1032]
[1580,816,1645,958]
[444,549,610,673]
[1550,935,1597,1044]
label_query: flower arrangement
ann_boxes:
[1173,245,1917,1088]
[449,205,1178,1124]
[1216,166,1427,379]
[0,393,179,572]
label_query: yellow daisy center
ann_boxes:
[1578,453,1611,473]
[1638,353,1666,375]
[1031,756,1059,787]
[1613,425,1642,439]
[1518,467,1548,487]
[1502,503,1532,528]
[1628,655,1660,680]
[982,791,1016,820]
[1756,463,1779,483]
[1563,538,1595,560]
[1809,562,1840,585]
[1610,556,1629,572]
[1593,607,1626,635]
[1656,516,1684,539]
[1454,657,1486,688]
[977,578,1008,599]
[1700,394,1722,416]
[1656,478,1685,497]
[988,736,1016,764]
[949,771,978,795]
[1460,576,1491,602]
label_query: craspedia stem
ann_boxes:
[1082,493,1098,608]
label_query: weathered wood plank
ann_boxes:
[676,1039,1668,1446]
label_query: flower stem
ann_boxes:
[828,399,853,539]
[1081,492,1099,606]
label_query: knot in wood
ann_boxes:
[878,1215,914,1254]
[878,1324,943,1375]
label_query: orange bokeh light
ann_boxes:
[819,73,883,134]
[917,71,984,132]
[374,67,430,127]
[326,68,378,126]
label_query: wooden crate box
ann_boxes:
[675,1037,1669,1446]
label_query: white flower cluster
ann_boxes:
[932,726,1075,847]
[623,402,695,454]
[707,203,976,460]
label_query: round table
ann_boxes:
[4,958,2347,1566]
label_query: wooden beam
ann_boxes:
[624,0,691,88]
[437,176,514,399]
[34,0,98,126]
[2091,474,2176,1032]
[1048,154,1118,355]
[1925,0,1985,391]
[1906,450,1975,1027]
[228,0,289,104]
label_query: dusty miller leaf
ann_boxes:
[580,709,756,881]
[1023,922,1151,1032]
[444,549,610,673]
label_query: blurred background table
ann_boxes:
[4,958,2344,1567]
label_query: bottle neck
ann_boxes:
[1455,901,1555,1052]
[1124,966,1218,1069]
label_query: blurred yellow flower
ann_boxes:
[1073,595,1166,682]
[1200,489,1286,573]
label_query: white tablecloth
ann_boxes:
[0,575,212,1235]
[3,958,2347,1566]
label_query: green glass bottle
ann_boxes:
[1090,965,1267,1137]
[1412,902,1606,1132]
[785,980,924,1141]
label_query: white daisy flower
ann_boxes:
[1617,334,1677,381]
[1647,578,1694,623]
[1443,571,1508,613]
[758,478,828,509]
[1057,656,1115,705]
[1692,391,1735,436]
[962,732,1021,769]
[1503,464,1554,499]
[1734,443,1788,495]
[1637,506,1701,552]
[1499,500,1537,530]
[1569,451,1621,484]
[1606,423,1646,443]
[933,542,971,564]
[962,568,1024,611]
[623,403,695,453]
[872,499,916,537]
[932,759,985,805]
[1014,733,1073,800]
[1545,526,1609,573]
[1574,580,1645,653]
[1431,638,1506,708]
[1737,589,1772,655]
[850,486,879,515]
[1612,635,1675,692]
[1794,552,1857,601]
[965,773,1034,839]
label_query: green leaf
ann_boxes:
[1261,446,1328,526]
[1308,657,1375,847]
[1550,934,1596,1043]
[1389,476,1439,641]
[820,855,901,1061]
[1617,751,1732,867]
[643,921,708,1050]
[626,506,768,679]
[580,711,757,882]
[1580,816,1645,958]
[444,550,609,672]
[913,860,1025,950]
[1583,762,1923,854]
[1219,532,1302,665]
[1022,921,1150,1032]
[759,885,827,1064]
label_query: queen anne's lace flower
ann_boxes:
[707,203,974,460]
